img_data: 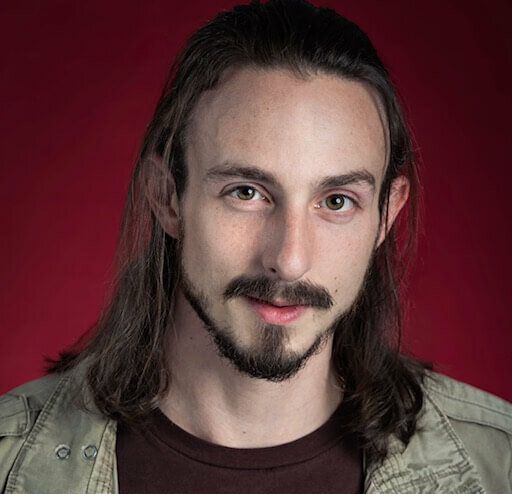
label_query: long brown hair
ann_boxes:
[48,0,429,463]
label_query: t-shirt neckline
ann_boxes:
[145,406,352,469]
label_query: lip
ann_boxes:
[245,297,308,325]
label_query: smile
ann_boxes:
[245,297,308,325]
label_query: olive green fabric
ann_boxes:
[0,366,510,493]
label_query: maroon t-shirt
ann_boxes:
[116,406,363,493]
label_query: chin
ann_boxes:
[209,320,334,382]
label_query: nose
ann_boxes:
[262,208,313,282]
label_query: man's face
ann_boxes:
[174,68,389,380]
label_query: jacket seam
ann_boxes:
[423,389,486,492]
[508,432,512,486]
[430,388,512,420]
[85,419,114,494]
[367,390,487,493]
[0,406,42,421]
[446,412,512,435]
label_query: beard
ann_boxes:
[180,268,349,382]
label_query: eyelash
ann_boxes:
[223,185,359,212]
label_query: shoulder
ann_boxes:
[367,372,511,493]
[424,373,512,493]
[0,373,68,491]
[0,372,66,436]
[424,372,512,435]
[0,366,116,493]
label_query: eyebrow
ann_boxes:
[206,163,280,188]
[317,171,375,190]
[205,162,376,192]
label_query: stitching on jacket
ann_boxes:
[431,387,511,418]
[85,419,114,494]
[422,389,486,492]
[444,412,512,434]
[430,388,512,434]
[508,432,512,486]
[0,406,41,422]
[0,404,43,437]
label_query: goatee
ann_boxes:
[180,271,342,382]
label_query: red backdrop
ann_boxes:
[1,0,511,401]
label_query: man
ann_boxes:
[1,0,510,492]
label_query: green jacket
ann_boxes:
[0,367,510,494]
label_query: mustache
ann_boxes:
[223,275,334,310]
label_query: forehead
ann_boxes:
[185,68,388,188]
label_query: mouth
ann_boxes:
[245,296,308,325]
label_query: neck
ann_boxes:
[159,292,343,448]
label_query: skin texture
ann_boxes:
[151,68,409,448]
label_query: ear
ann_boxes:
[376,175,410,248]
[144,156,181,239]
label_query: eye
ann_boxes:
[319,194,355,212]
[229,186,265,201]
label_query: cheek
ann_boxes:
[316,220,378,303]
[181,202,262,287]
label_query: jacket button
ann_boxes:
[55,444,71,460]
[82,444,98,460]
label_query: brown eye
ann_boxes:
[326,195,345,210]
[232,186,261,201]
[321,194,354,211]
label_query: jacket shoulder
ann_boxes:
[0,367,117,494]
[425,373,512,434]
[425,373,512,494]
[0,373,70,493]
[366,373,511,494]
